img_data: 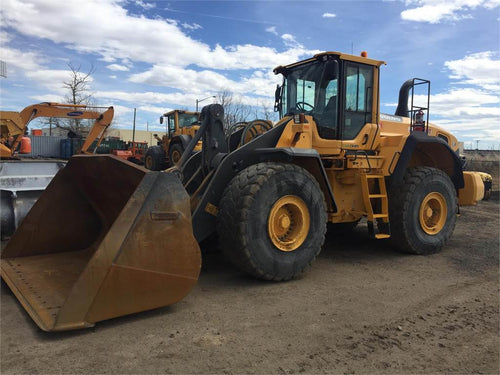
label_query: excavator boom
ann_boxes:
[0,102,114,158]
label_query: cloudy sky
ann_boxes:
[1,0,499,149]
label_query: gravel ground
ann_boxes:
[1,198,499,374]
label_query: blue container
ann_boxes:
[60,139,72,159]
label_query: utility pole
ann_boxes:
[132,108,136,143]
[196,95,216,112]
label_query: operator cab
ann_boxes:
[160,110,200,138]
[274,52,384,142]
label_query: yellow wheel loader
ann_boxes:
[144,110,201,170]
[1,52,484,331]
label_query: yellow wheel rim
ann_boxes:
[145,155,153,169]
[267,195,310,252]
[171,149,182,164]
[419,192,447,235]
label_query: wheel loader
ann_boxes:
[1,52,484,331]
[144,109,201,170]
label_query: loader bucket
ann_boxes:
[1,155,201,331]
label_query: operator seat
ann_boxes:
[317,96,337,139]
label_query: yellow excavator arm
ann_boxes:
[0,102,114,158]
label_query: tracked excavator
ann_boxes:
[1,102,114,158]
[1,52,484,331]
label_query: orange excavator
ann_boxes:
[0,102,114,158]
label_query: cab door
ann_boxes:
[340,62,379,151]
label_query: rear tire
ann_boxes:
[388,167,457,255]
[144,146,167,171]
[217,162,327,281]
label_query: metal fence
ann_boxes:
[18,136,130,159]
[19,136,66,159]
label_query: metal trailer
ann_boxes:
[0,159,66,239]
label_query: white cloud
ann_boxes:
[266,26,278,35]
[181,22,202,31]
[138,105,171,114]
[95,88,273,109]
[109,75,117,79]
[0,45,44,72]
[99,56,116,63]
[106,64,130,72]
[25,69,73,93]
[1,0,315,70]
[444,51,500,88]
[401,0,500,23]
[281,34,303,48]
[129,65,281,98]
[29,93,64,103]
[0,31,12,44]
[322,13,337,18]
[135,0,155,10]
[388,51,500,143]
[416,87,500,143]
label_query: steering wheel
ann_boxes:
[296,101,314,112]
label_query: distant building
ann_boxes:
[37,128,163,146]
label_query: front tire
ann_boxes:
[388,167,457,255]
[217,162,327,281]
[144,146,167,171]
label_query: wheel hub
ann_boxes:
[419,192,447,235]
[268,195,310,252]
[145,156,152,169]
[278,214,291,230]
[171,150,181,164]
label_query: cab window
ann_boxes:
[168,116,175,131]
[343,63,373,140]
[296,79,315,109]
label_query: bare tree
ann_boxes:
[255,100,278,123]
[216,90,253,129]
[63,63,96,136]
[39,63,96,137]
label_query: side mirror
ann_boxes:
[324,60,339,81]
[274,84,282,112]
[159,116,163,124]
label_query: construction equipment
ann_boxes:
[0,103,114,238]
[144,110,200,170]
[112,141,148,164]
[476,172,493,200]
[1,102,114,158]
[1,52,485,331]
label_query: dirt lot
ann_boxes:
[1,198,499,374]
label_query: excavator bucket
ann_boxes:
[1,155,201,331]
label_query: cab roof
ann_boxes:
[162,109,199,117]
[273,51,386,75]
